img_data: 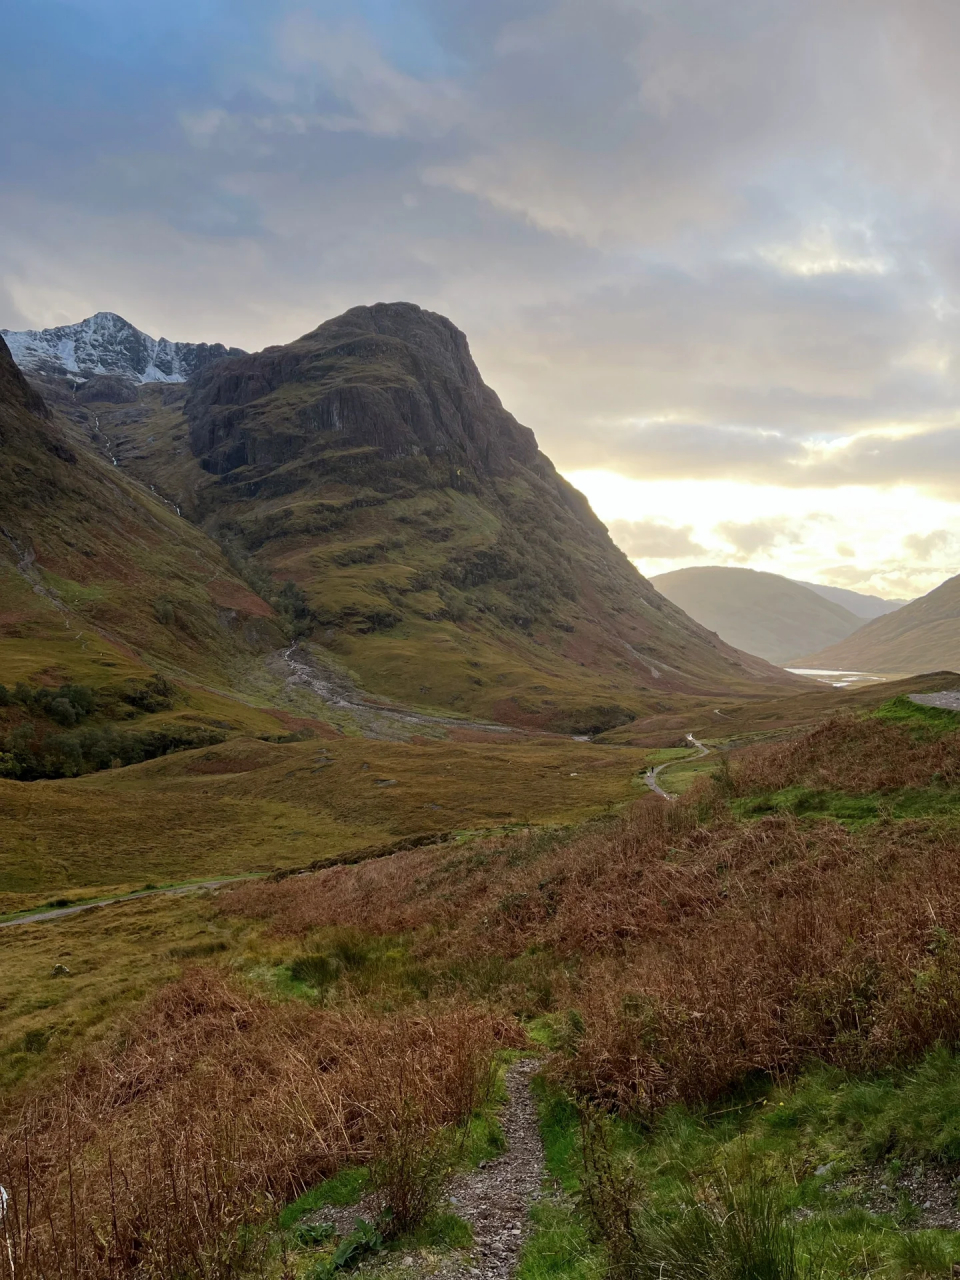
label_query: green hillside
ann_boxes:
[0,334,287,699]
[39,304,799,733]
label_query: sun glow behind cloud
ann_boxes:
[565,470,960,599]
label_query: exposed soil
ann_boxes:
[841,1162,960,1230]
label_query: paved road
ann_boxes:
[910,692,960,712]
[0,878,248,930]
[644,733,712,801]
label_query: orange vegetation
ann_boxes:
[225,728,960,1113]
[0,969,501,1279]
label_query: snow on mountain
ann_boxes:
[0,312,246,384]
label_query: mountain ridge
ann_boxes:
[1,311,246,385]
[798,572,960,673]
[791,579,910,620]
[0,332,287,702]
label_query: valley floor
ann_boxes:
[5,680,960,1279]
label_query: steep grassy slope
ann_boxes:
[651,565,865,664]
[63,304,799,729]
[0,335,286,700]
[799,572,960,674]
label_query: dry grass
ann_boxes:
[0,968,500,1279]
[0,892,249,1089]
[730,711,960,794]
[0,734,649,896]
[225,749,960,1115]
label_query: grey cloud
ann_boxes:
[903,529,954,561]
[9,0,960,510]
[715,517,805,557]
[607,519,706,560]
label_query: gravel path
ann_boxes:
[439,1057,545,1280]
[311,1058,545,1280]
[0,877,250,929]
[644,732,712,802]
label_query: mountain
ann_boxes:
[797,572,960,673]
[792,579,910,619]
[0,332,285,701]
[1,311,246,384]
[74,302,799,728]
[649,566,866,666]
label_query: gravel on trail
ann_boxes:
[437,1057,545,1280]
[305,1057,546,1280]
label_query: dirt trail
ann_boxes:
[311,1059,546,1279]
[0,877,251,929]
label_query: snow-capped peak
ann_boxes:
[0,312,246,384]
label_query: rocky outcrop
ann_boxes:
[0,334,50,420]
[185,303,539,478]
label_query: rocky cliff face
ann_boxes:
[1,312,245,384]
[186,303,539,478]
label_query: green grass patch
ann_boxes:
[278,1167,371,1230]
[734,785,960,825]
[873,695,960,737]
[526,1050,960,1280]
[516,1200,602,1280]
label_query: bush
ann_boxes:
[290,954,340,990]
[1,722,226,780]
[367,1108,458,1239]
[275,580,318,640]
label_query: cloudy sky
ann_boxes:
[5,0,960,598]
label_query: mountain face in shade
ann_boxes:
[797,573,960,674]
[650,566,867,666]
[184,302,541,478]
[792,580,910,620]
[1,312,246,384]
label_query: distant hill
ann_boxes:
[797,572,960,673]
[650,566,865,665]
[792,580,910,620]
